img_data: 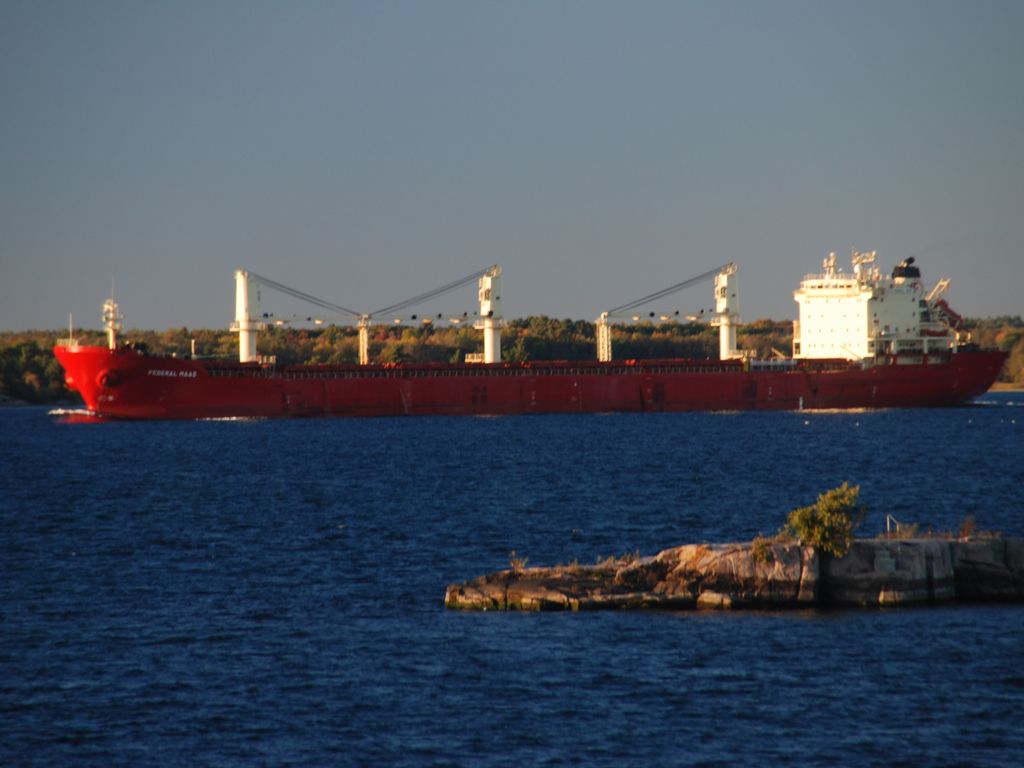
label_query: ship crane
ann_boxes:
[232,270,361,363]
[231,265,502,365]
[360,264,502,365]
[595,263,736,362]
[926,278,951,304]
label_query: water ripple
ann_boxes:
[1,398,1022,766]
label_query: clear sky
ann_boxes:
[2,1,1022,332]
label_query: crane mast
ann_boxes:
[596,312,613,363]
[232,270,266,363]
[475,266,502,364]
[711,264,741,360]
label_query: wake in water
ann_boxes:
[47,409,264,428]
[47,408,106,424]
[197,416,264,422]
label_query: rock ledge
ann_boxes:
[445,538,1024,611]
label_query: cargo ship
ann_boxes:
[53,253,1006,419]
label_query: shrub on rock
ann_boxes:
[783,482,866,558]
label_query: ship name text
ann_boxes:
[147,369,198,379]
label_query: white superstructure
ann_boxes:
[792,251,958,361]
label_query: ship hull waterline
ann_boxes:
[53,346,1008,420]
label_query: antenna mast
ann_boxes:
[102,296,124,350]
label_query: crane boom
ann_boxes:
[362,265,501,364]
[246,271,362,317]
[607,263,731,315]
[597,263,735,362]
[370,265,498,317]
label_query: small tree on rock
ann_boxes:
[784,482,866,558]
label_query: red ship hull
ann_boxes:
[53,345,1007,420]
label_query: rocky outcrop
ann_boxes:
[822,540,957,607]
[616,542,819,608]
[444,538,1024,611]
[954,538,1024,601]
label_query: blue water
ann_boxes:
[2,395,1023,766]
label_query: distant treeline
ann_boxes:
[3,316,1022,404]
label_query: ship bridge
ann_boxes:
[792,251,958,361]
